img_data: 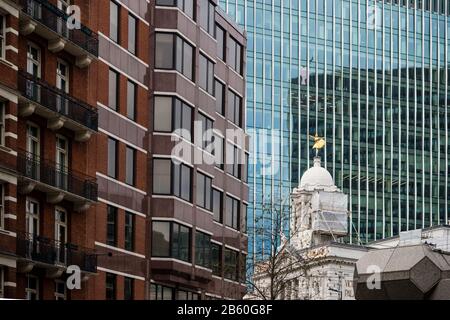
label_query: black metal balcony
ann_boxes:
[17,150,98,205]
[17,232,97,273]
[19,0,98,61]
[18,71,98,136]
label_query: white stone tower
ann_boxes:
[290,157,349,250]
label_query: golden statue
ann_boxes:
[309,133,326,156]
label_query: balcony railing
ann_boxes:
[17,232,97,273]
[19,0,99,56]
[18,71,98,132]
[17,150,98,202]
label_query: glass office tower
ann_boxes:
[219,0,450,268]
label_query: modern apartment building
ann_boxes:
[149,0,249,299]
[219,0,450,266]
[0,0,246,300]
[0,0,150,300]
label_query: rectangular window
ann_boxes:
[213,134,224,170]
[156,0,194,19]
[227,90,242,127]
[124,211,134,251]
[128,14,137,54]
[0,267,4,298]
[153,158,171,194]
[152,221,191,262]
[150,283,174,300]
[106,205,117,246]
[199,0,215,36]
[26,275,39,300]
[225,195,239,230]
[124,277,134,300]
[224,249,238,281]
[127,80,136,120]
[215,80,225,115]
[110,1,119,43]
[199,113,213,150]
[153,159,192,202]
[211,243,222,276]
[229,37,243,75]
[108,69,119,110]
[151,221,170,257]
[242,153,249,183]
[125,146,136,186]
[54,280,66,300]
[0,184,4,230]
[226,144,241,179]
[107,138,118,178]
[155,33,194,80]
[175,163,192,202]
[241,203,247,234]
[195,231,211,268]
[199,54,214,95]
[27,42,41,77]
[0,102,4,147]
[212,189,222,222]
[196,172,212,211]
[105,273,116,300]
[154,96,192,141]
[240,254,246,283]
[0,15,5,59]
[215,24,225,61]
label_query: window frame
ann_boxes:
[26,275,39,300]
[125,146,136,186]
[0,267,4,299]
[151,220,192,263]
[199,0,215,36]
[155,0,195,20]
[224,248,239,282]
[0,183,3,230]
[153,158,193,203]
[124,211,135,252]
[108,69,120,111]
[211,242,222,276]
[226,143,241,179]
[225,195,240,230]
[109,1,120,43]
[126,80,137,120]
[229,36,243,75]
[153,96,193,141]
[214,79,225,115]
[124,277,134,300]
[154,33,195,81]
[27,42,41,77]
[0,102,5,147]
[212,188,223,223]
[195,230,211,269]
[105,273,117,300]
[0,15,5,59]
[196,172,212,211]
[199,53,215,95]
[198,112,214,151]
[107,137,118,179]
[215,24,226,61]
[227,89,242,127]
[106,205,118,247]
[127,13,137,54]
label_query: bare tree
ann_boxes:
[245,193,318,300]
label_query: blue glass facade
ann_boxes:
[219,0,450,270]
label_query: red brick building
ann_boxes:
[0,0,247,300]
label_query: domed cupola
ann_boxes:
[299,157,338,192]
